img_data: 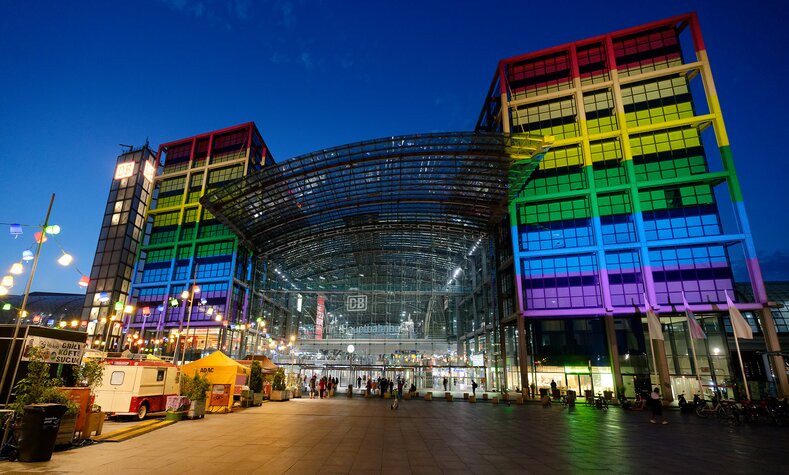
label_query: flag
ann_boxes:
[682,292,706,340]
[644,293,664,340]
[725,290,753,340]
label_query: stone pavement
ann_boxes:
[3,396,787,474]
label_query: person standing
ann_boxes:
[309,374,317,399]
[650,387,668,424]
[357,376,362,388]
[397,379,404,400]
[443,377,448,391]
[471,380,478,396]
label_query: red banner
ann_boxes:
[315,295,325,340]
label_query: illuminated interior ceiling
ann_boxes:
[202,132,548,331]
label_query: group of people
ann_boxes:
[308,374,339,399]
[364,376,406,399]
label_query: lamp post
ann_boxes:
[174,284,200,365]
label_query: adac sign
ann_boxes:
[199,367,214,373]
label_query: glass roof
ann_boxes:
[202,132,544,294]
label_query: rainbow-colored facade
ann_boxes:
[126,123,273,357]
[476,12,778,398]
[480,13,765,317]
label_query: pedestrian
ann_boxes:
[550,379,557,391]
[366,378,372,396]
[650,387,668,424]
[319,376,326,399]
[397,379,404,400]
[443,377,448,391]
[309,374,317,399]
[357,376,361,388]
[471,379,478,396]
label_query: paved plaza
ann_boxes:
[3,397,788,474]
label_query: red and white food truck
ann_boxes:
[93,358,179,419]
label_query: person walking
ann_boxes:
[443,377,448,391]
[309,374,317,399]
[357,376,361,388]
[650,387,668,424]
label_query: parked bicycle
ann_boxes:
[594,393,609,410]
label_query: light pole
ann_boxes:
[175,284,200,365]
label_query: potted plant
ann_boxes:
[181,373,210,419]
[269,368,290,401]
[11,347,79,446]
[249,361,264,406]
[73,360,105,437]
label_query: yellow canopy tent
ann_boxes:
[181,351,250,413]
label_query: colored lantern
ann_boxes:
[0,287,8,296]
[114,301,124,311]
[44,225,61,235]
[124,305,133,314]
[2,303,10,310]
[99,292,110,303]
[22,250,34,261]
[1,276,13,288]
[57,253,73,266]
[142,306,151,316]
[78,276,90,287]
[9,263,23,275]
[9,224,22,238]
[34,232,47,244]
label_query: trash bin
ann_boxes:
[18,404,67,462]
[566,390,576,407]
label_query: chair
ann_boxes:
[584,389,594,405]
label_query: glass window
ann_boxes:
[110,371,125,385]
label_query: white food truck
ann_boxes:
[93,358,179,419]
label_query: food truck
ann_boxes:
[93,358,179,419]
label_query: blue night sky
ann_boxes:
[1,0,788,294]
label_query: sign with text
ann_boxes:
[22,335,86,365]
[345,295,367,312]
[209,384,231,407]
[114,161,135,180]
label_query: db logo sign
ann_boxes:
[346,295,367,312]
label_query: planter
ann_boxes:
[445,393,453,402]
[270,390,290,402]
[165,411,185,421]
[424,392,432,401]
[80,411,105,439]
[55,413,77,446]
[253,392,263,406]
[492,397,499,404]
[187,400,206,419]
[403,392,411,400]
[292,388,302,399]
[469,395,476,403]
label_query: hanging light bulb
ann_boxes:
[1,276,13,288]
[0,286,8,296]
[78,276,90,287]
[58,253,73,266]
[9,224,23,238]
[10,263,23,275]
[22,250,34,262]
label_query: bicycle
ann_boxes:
[594,393,608,410]
[0,409,18,461]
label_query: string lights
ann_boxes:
[0,222,91,298]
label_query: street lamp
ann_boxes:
[174,284,200,365]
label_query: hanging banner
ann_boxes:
[22,335,86,365]
[315,295,325,340]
